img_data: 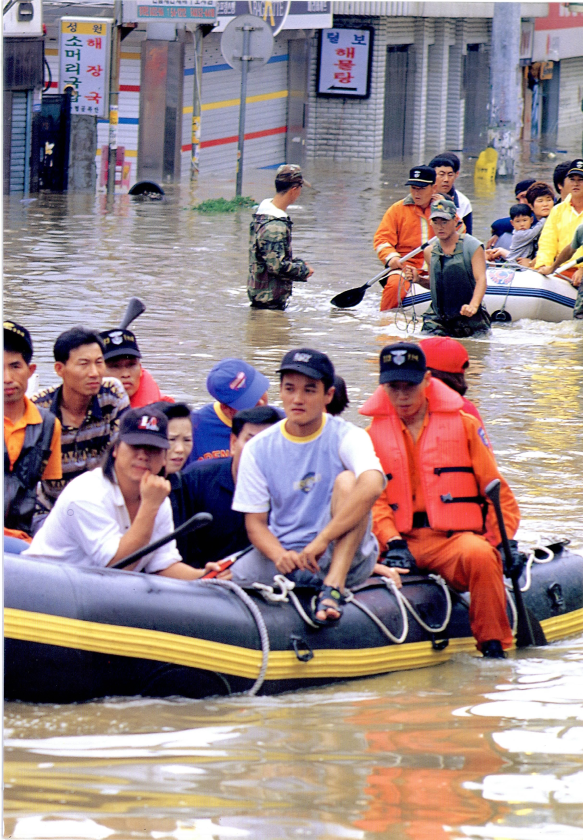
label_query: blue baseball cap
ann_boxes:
[206,358,270,411]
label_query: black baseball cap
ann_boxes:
[567,159,583,178]
[4,320,33,357]
[278,348,335,383]
[118,407,169,449]
[100,328,141,361]
[406,166,436,186]
[514,178,536,196]
[379,342,427,385]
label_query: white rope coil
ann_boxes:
[203,578,270,696]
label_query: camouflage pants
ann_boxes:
[422,303,491,337]
[573,284,583,319]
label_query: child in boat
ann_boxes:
[486,203,540,264]
[4,321,62,551]
[22,406,229,579]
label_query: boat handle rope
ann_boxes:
[505,587,518,636]
[520,545,555,593]
[202,578,270,696]
[399,574,453,634]
[396,271,421,335]
[253,575,320,629]
[344,581,409,644]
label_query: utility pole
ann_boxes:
[489,3,522,178]
[107,0,122,196]
[235,23,252,197]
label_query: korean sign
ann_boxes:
[135,0,216,21]
[317,27,373,99]
[59,18,112,117]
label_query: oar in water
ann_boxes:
[484,479,547,648]
[111,512,213,571]
[330,238,437,309]
[119,297,146,330]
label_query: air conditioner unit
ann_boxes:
[3,0,43,37]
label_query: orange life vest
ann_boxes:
[130,368,174,409]
[360,379,485,534]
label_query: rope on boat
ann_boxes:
[395,271,420,334]
[505,587,518,636]
[254,575,320,629]
[345,580,409,644]
[520,545,555,593]
[398,574,453,634]
[203,579,270,696]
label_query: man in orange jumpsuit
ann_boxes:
[360,342,520,658]
[373,166,438,311]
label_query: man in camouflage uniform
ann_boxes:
[248,164,313,310]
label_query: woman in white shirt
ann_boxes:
[24,406,227,578]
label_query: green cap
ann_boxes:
[430,198,457,220]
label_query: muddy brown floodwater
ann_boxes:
[3,156,583,840]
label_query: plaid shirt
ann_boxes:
[32,377,129,512]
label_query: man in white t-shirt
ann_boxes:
[247,165,314,310]
[232,348,385,624]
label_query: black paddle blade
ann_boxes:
[330,284,368,309]
[119,297,146,330]
[515,607,547,648]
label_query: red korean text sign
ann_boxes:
[59,18,112,118]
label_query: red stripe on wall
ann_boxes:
[198,125,287,150]
[120,85,140,92]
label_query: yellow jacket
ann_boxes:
[534,196,583,268]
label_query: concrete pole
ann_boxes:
[107,0,122,196]
[190,27,203,181]
[489,3,522,178]
[235,24,251,197]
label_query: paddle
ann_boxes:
[110,511,213,570]
[485,479,547,648]
[119,297,146,330]
[330,238,437,308]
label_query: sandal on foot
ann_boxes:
[310,584,344,626]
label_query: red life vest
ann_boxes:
[130,368,174,409]
[359,378,485,534]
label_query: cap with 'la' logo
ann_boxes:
[379,342,427,385]
[567,159,583,178]
[118,407,170,449]
[406,165,436,186]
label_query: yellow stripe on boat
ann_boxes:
[6,606,583,681]
[5,608,451,680]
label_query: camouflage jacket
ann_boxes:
[248,211,310,308]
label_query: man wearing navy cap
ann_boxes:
[101,327,173,408]
[373,165,444,311]
[185,358,271,464]
[360,342,521,658]
[232,348,385,625]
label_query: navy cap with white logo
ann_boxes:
[100,328,141,361]
[206,358,270,411]
[379,342,427,385]
[406,165,436,186]
[567,159,583,178]
[278,348,335,383]
[118,407,169,449]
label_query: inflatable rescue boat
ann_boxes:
[4,543,583,702]
[401,267,577,323]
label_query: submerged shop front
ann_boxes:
[42,0,332,193]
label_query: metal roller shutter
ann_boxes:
[558,57,583,153]
[199,32,288,175]
[10,91,31,193]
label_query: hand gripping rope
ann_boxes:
[202,578,270,696]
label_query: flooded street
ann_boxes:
[4,156,583,839]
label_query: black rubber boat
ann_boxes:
[4,542,583,702]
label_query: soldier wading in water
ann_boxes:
[247,164,313,311]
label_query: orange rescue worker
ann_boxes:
[374,166,438,311]
[360,342,521,658]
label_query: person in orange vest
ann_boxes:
[360,342,522,658]
[101,328,174,408]
[373,166,438,311]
